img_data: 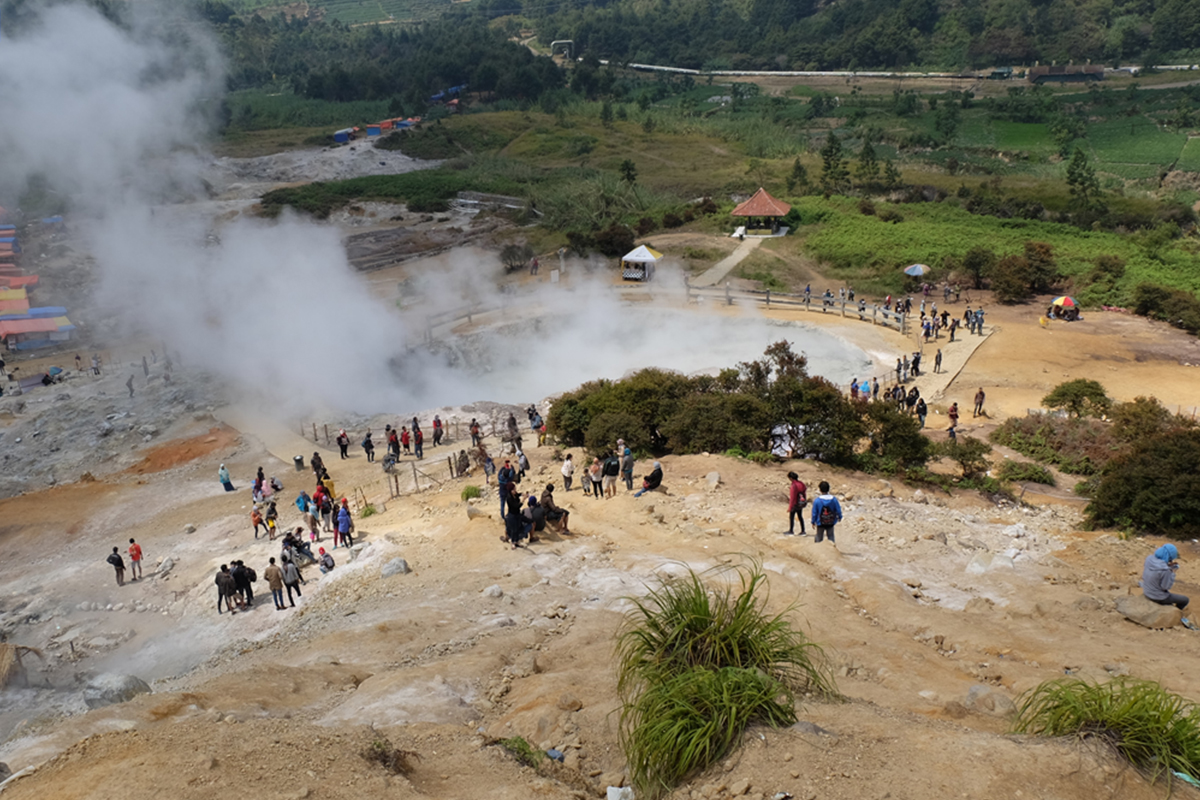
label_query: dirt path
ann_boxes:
[691,236,762,286]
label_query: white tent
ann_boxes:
[621,245,663,281]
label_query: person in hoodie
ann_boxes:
[1142,543,1188,610]
[336,500,354,548]
[809,481,842,545]
[785,471,807,536]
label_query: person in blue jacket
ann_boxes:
[809,481,842,545]
[1142,543,1188,610]
[336,500,354,549]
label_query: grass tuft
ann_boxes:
[1012,678,1200,788]
[617,561,835,799]
[499,736,544,768]
[461,485,483,501]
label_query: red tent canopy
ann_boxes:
[731,188,791,218]
[0,317,57,336]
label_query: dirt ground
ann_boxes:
[3,222,1200,800]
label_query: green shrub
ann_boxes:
[499,736,544,768]
[1085,429,1200,539]
[585,411,649,457]
[662,393,772,455]
[996,460,1056,486]
[1013,678,1200,787]
[1043,378,1112,418]
[1133,282,1200,335]
[990,415,1113,475]
[936,436,993,478]
[861,402,933,469]
[461,485,482,501]
[360,504,377,518]
[617,563,834,800]
[1111,396,1185,443]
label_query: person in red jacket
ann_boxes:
[785,471,807,536]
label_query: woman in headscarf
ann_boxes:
[1142,543,1188,610]
[218,464,235,492]
[634,462,663,497]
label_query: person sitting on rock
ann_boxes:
[540,483,571,534]
[522,494,546,543]
[634,462,663,498]
[1142,544,1188,611]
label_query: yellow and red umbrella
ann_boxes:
[1051,295,1076,308]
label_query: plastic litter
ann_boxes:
[1173,770,1200,788]
[606,788,634,800]
[546,748,564,762]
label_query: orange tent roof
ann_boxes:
[731,188,791,217]
[0,299,30,314]
[0,317,57,336]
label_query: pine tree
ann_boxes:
[883,159,903,190]
[855,140,880,186]
[819,134,849,196]
[786,157,809,194]
[600,100,614,128]
[1066,147,1102,213]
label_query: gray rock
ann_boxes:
[97,421,114,437]
[466,505,489,520]
[0,762,10,782]
[157,557,174,577]
[790,720,834,736]
[183,524,196,534]
[705,471,721,490]
[964,684,1015,716]
[1116,595,1182,629]
[965,553,993,574]
[83,674,152,709]
[381,557,411,578]
[348,542,369,561]
[912,489,928,504]
[482,584,504,598]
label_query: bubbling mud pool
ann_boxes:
[405,306,875,405]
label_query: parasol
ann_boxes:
[904,264,930,276]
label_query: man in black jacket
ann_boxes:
[106,547,126,587]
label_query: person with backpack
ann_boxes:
[361,430,375,462]
[432,415,443,446]
[231,561,251,609]
[106,546,126,587]
[240,560,257,606]
[215,565,238,614]
[318,548,335,574]
[336,500,354,548]
[810,481,842,545]
[336,429,350,459]
[602,452,621,498]
[470,418,481,446]
[785,472,807,536]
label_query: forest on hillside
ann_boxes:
[515,0,1200,71]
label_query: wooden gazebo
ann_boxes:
[731,188,791,237]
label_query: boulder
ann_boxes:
[381,557,411,578]
[964,684,1015,716]
[1116,595,1182,629]
[157,557,174,577]
[0,762,10,782]
[466,505,489,520]
[965,553,993,575]
[183,524,196,534]
[912,489,928,504]
[873,479,894,498]
[705,471,721,490]
[83,674,152,709]
[482,584,504,598]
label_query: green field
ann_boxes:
[1178,138,1200,173]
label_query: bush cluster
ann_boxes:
[1133,282,1200,335]
[617,563,834,800]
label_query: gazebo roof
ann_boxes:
[731,188,791,217]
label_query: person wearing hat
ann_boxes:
[619,440,634,491]
[1142,544,1188,610]
[318,547,335,574]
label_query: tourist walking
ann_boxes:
[973,388,986,417]
[265,557,285,610]
[215,565,238,614]
[561,453,574,491]
[785,471,807,536]
[281,558,304,607]
[589,457,603,499]
[934,349,943,374]
[218,463,234,492]
[106,546,126,587]
[361,430,375,462]
[948,402,959,430]
[620,441,634,491]
[336,429,350,459]
[127,538,143,581]
[810,481,842,545]
[336,500,354,548]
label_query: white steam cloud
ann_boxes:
[0,3,873,415]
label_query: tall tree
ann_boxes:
[786,157,809,194]
[855,140,880,186]
[1066,147,1102,213]
[819,134,850,196]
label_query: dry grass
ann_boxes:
[0,643,45,688]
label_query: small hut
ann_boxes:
[620,245,663,282]
[731,188,791,237]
